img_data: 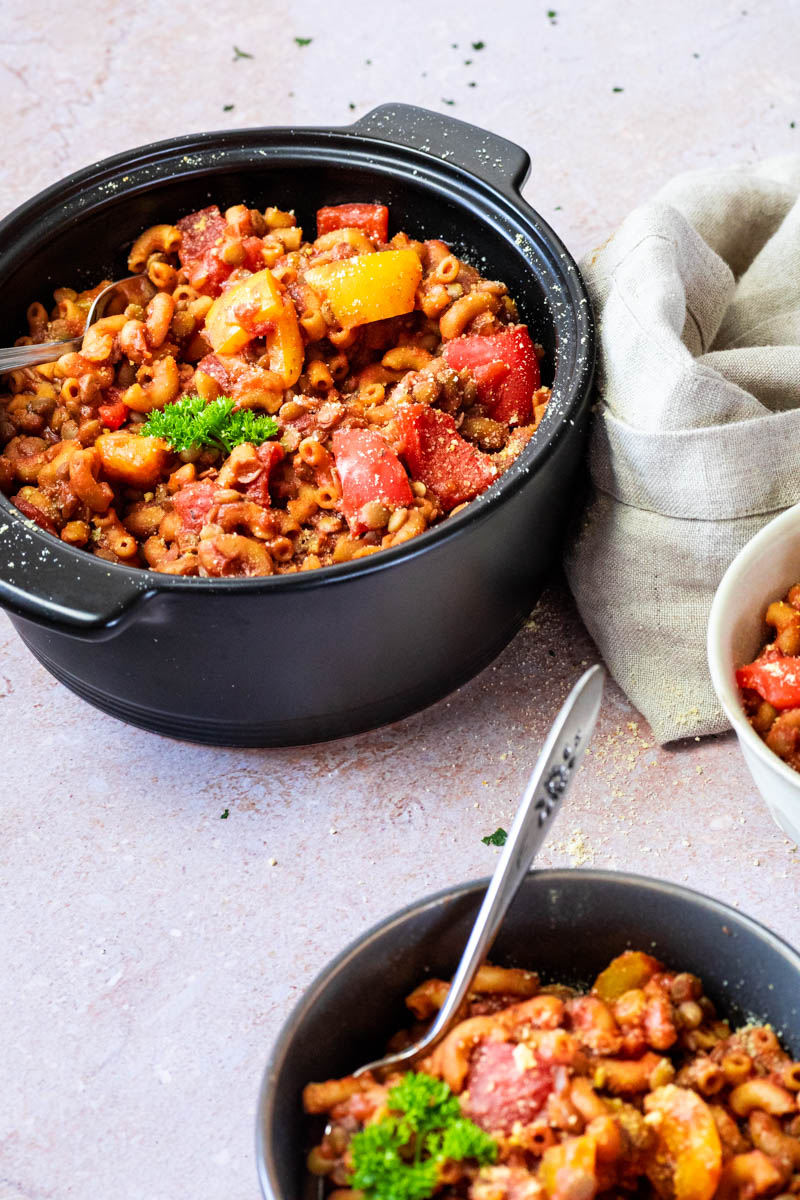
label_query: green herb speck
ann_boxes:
[792,121,797,128]
[223,104,234,111]
[612,86,624,92]
[464,58,473,65]
[554,204,562,210]
[442,98,456,106]
[547,8,557,17]
[232,45,253,60]
[482,827,508,847]
[472,40,485,50]
[294,36,312,46]
[349,102,356,110]
[220,809,229,819]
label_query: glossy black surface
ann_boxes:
[0,104,594,744]
[255,870,800,1200]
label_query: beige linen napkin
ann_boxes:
[564,156,800,743]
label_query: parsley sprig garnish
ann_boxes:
[349,1072,497,1200]
[141,394,278,456]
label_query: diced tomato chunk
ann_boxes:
[195,354,235,392]
[465,1041,555,1134]
[177,206,233,297]
[395,403,499,511]
[243,441,285,508]
[172,480,219,532]
[316,203,389,243]
[98,397,128,430]
[736,656,800,709]
[443,325,540,425]
[332,428,413,534]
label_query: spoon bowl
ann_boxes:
[0,275,156,372]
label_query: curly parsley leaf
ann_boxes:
[481,827,508,846]
[141,394,278,455]
[349,1072,496,1200]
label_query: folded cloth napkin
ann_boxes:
[564,156,800,744]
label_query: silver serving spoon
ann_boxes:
[0,275,156,373]
[356,663,604,1080]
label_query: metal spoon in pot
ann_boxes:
[355,662,605,1080]
[0,275,156,373]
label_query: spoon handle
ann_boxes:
[428,663,604,1038]
[361,663,604,1077]
[0,338,83,371]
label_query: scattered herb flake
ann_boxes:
[472,40,485,50]
[442,98,456,106]
[612,86,624,92]
[792,121,797,128]
[365,58,372,64]
[554,204,562,210]
[547,8,557,15]
[451,41,458,48]
[220,808,229,819]
[468,81,477,87]
[294,36,312,46]
[482,827,508,847]
[464,58,473,65]
[141,394,279,455]
[349,102,356,110]
[232,45,253,60]
[223,104,234,111]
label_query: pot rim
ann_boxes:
[254,866,800,1199]
[0,104,594,602]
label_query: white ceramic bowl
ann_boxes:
[708,503,800,844]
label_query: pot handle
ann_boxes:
[0,512,151,639]
[347,103,531,195]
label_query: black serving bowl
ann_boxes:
[256,869,800,1200]
[0,104,594,746]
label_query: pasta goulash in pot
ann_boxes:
[303,951,800,1200]
[0,202,551,577]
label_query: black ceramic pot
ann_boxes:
[0,104,594,746]
[255,869,800,1200]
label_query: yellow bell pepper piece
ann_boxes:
[265,299,305,388]
[304,249,422,329]
[644,1085,722,1200]
[593,951,662,1002]
[204,269,284,355]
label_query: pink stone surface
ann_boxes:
[2,2,800,1197]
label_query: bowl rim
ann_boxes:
[0,111,595,600]
[254,866,800,1199]
[707,500,800,795]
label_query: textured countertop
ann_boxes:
[2,2,800,1197]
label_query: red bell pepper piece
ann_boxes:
[332,428,412,534]
[442,325,540,425]
[316,203,389,243]
[736,656,800,709]
[98,398,128,430]
[395,404,499,511]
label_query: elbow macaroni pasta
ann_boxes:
[303,951,800,1200]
